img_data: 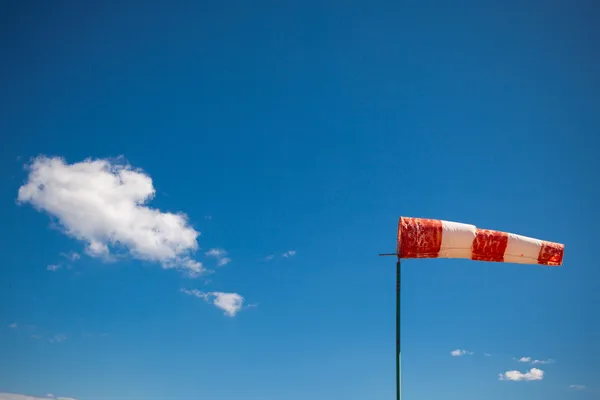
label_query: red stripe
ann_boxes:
[398,217,443,258]
[472,229,509,262]
[538,241,564,266]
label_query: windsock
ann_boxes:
[396,217,564,266]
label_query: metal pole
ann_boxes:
[396,259,401,400]
[378,253,402,399]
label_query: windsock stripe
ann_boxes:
[398,217,442,258]
[439,220,476,259]
[397,217,564,266]
[538,242,564,266]
[472,229,509,262]
[504,233,542,265]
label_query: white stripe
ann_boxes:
[439,220,477,259]
[504,233,542,264]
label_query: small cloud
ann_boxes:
[9,323,17,329]
[217,257,231,267]
[46,264,61,272]
[517,356,555,365]
[484,353,491,357]
[205,248,225,258]
[451,349,473,357]
[49,334,67,343]
[181,289,244,317]
[204,248,231,266]
[264,254,275,261]
[569,385,586,390]
[498,368,544,381]
[204,215,212,220]
[180,259,209,277]
[282,250,296,258]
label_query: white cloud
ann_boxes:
[181,289,211,301]
[47,264,61,272]
[498,368,544,381]
[282,250,296,258]
[484,353,491,357]
[264,254,275,261]
[181,289,244,317]
[517,356,555,365]
[204,248,231,266]
[570,385,586,390]
[212,292,244,316]
[17,156,203,275]
[0,394,77,400]
[8,323,17,329]
[451,349,473,357]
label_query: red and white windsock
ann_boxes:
[396,217,564,266]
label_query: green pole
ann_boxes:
[396,259,401,400]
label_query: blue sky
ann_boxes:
[1,1,599,399]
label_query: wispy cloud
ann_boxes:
[263,251,296,261]
[48,334,68,343]
[450,349,474,357]
[0,393,77,400]
[10,323,69,343]
[47,264,61,272]
[498,368,544,381]
[204,248,231,267]
[60,251,80,261]
[517,356,555,365]
[17,156,202,276]
[181,289,244,317]
[282,250,296,258]
[484,353,491,357]
[569,385,586,390]
[532,359,555,365]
